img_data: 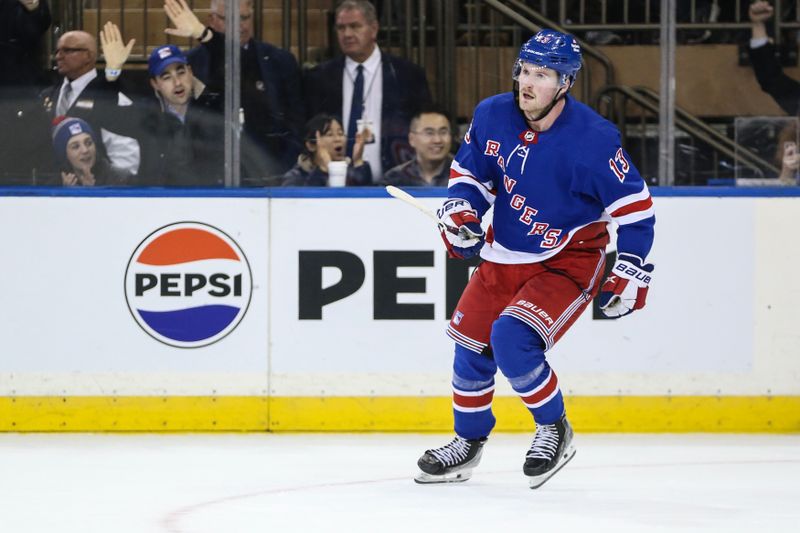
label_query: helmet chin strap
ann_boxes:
[524,83,569,124]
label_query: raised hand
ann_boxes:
[314,130,333,172]
[352,128,369,166]
[164,0,207,40]
[18,0,40,11]
[749,1,774,23]
[99,21,135,71]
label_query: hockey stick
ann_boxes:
[385,186,479,239]
[384,185,440,223]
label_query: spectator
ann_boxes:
[748,1,800,184]
[303,0,433,181]
[775,121,799,184]
[381,107,453,186]
[777,140,799,184]
[39,30,141,178]
[0,0,51,184]
[0,0,51,86]
[99,22,225,187]
[51,116,131,186]
[282,113,372,186]
[176,0,305,180]
[748,1,800,115]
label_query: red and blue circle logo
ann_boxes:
[124,222,253,348]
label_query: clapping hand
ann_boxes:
[352,128,370,166]
[61,171,78,187]
[99,21,135,71]
[314,130,333,172]
[164,0,207,40]
[779,141,799,184]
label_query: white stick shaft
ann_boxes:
[384,185,439,222]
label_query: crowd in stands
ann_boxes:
[748,0,800,184]
[1,0,799,187]
[0,0,453,188]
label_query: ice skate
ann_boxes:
[523,414,576,489]
[414,435,487,484]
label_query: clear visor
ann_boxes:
[512,60,564,89]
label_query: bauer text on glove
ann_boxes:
[437,198,485,260]
[598,253,653,318]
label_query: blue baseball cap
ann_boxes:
[148,44,188,77]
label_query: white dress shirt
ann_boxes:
[343,45,383,180]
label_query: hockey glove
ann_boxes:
[598,253,654,318]
[437,198,485,259]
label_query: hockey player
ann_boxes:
[415,29,655,489]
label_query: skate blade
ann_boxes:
[414,469,473,484]
[527,445,576,489]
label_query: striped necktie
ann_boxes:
[57,82,73,116]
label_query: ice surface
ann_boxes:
[1,433,798,533]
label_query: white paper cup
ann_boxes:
[327,161,348,187]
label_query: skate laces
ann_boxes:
[526,423,559,460]
[427,436,471,466]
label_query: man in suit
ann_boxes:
[38,30,140,179]
[0,0,51,184]
[303,0,432,181]
[186,0,305,180]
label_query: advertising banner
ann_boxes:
[0,197,269,395]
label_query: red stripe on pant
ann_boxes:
[453,390,495,409]
[520,371,559,407]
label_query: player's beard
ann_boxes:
[518,85,567,125]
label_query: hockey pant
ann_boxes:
[448,249,606,439]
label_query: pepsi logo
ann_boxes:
[124,222,253,348]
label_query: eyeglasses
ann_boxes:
[411,128,451,140]
[211,13,253,22]
[55,47,89,55]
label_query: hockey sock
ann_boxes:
[514,364,564,425]
[490,315,565,425]
[452,344,497,439]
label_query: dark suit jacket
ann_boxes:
[188,33,305,176]
[303,50,432,173]
[749,42,800,116]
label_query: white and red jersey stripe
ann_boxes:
[448,160,496,206]
[605,183,655,226]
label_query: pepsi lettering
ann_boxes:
[135,273,243,297]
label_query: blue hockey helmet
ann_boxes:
[513,29,582,87]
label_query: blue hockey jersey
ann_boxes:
[449,93,655,264]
